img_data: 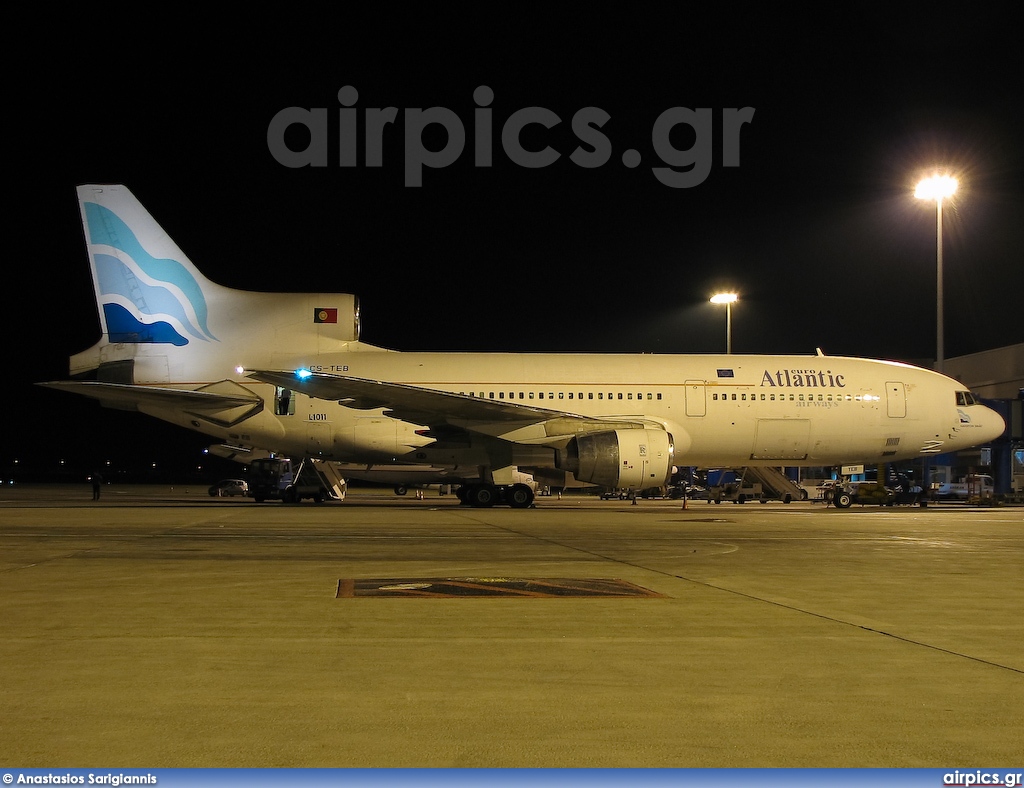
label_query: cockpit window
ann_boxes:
[956,391,978,406]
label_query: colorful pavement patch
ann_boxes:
[336,577,667,598]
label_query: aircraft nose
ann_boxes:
[978,404,1006,443]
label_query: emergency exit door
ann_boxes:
[685,380,706,417]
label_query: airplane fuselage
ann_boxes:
[46,185,1006,506]
[135,348,995,471]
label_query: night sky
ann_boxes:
[6,15,1022,480]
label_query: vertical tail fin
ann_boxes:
[77,184,222,347]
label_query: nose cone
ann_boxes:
[973,404,1006,445]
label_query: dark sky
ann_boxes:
[6,15,1023,478]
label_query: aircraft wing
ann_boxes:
[247,369,647,438]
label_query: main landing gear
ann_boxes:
[457,483,535,509]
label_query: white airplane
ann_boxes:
[41,185,1005,508]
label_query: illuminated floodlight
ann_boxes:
[709,293,739,353]
[296,368,313,379]
[914,174,958,201]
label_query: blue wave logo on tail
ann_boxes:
[85,202,217,346]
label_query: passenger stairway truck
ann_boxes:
[743,466,808,503]
[248,457,348,503]
[708,468,764,504]
[708,467,806,504]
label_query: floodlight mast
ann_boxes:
[915,174,958,372]
[710,292,739,354]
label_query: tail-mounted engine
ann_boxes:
[557,429,674,489]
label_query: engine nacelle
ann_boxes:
[557,429,674,489]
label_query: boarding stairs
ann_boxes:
[298,458,348,500]
[743,466,807,503]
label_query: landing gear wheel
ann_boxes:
[394,485,408,496]
[508,484,535,509]
[469,484,497,508]
[834,491,853,509]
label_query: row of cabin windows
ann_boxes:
[275,385,663,415]
[462,391,664,401]
[713,392,867,402]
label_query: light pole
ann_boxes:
[710,292,738,353]
[915,173,958,372]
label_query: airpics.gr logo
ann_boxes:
[267,85,755,188]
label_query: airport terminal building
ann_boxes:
[942,343,1023,499]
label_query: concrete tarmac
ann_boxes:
[1,485,1021,767]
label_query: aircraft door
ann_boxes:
[886,381,907,418]
[684,380,706,417]
[751,419,810,460]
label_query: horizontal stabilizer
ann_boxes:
[38,380,263,426]
[206,444,275,463]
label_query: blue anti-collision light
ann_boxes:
[296,368,313,379]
